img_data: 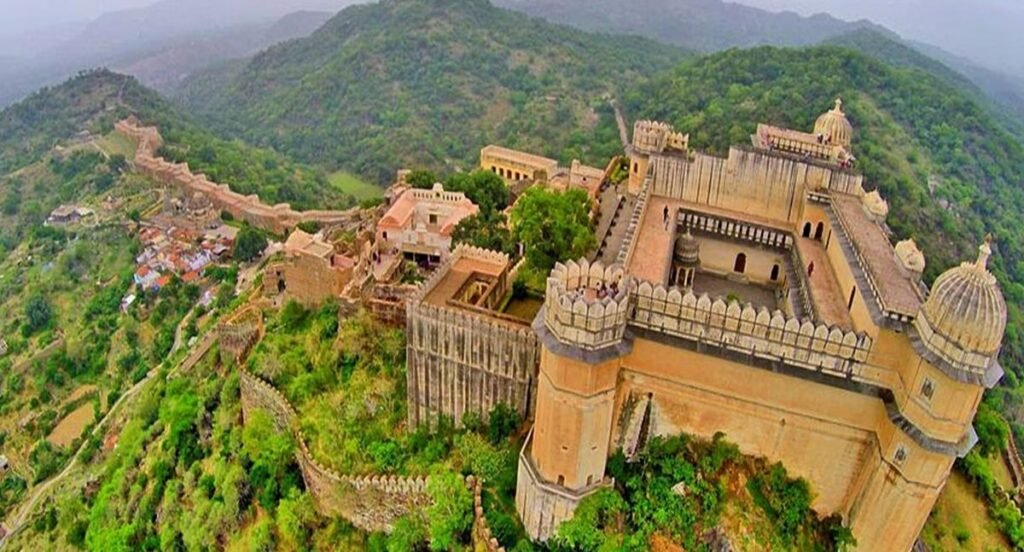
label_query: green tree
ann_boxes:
[24,294,54,335]
[445,170,509,214]
[974,401,1009,457]
[406,170,439,189]
[511,187,595,273]
[451,211,515,255]
[425,469,472,551]
[551,488,627,551]
[234,226,268,263]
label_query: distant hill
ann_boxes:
[0,1,352,107]
[622,45,1024,372]
[495,0,883,52]
[0,69,349,211]
[178,0,689,183]
[497,0,1024,134]
[114,11,334,95]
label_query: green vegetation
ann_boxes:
[179,0,688,183]
[233,225,269,263]
[552,434,853,551]
[329,171,385,202]
[511,187,595,275]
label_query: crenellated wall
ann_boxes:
[115,119,363,234]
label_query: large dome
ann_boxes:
[913,239,1006,383]
[814,98,854,150]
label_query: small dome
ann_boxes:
[862,190,889,220]
[895,239,926,274]
[674,229,700,265]
[916,238,1006,361]
[814,98,854,150]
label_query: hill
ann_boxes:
[177,0,689,183]
[497,0,1024,135]
[496,0,882,52]
[0,69,353,215]
[622,46,1024,401]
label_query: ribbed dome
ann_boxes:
[814,98,854,150]
[674,229,700,265]
[918,239,1006,358]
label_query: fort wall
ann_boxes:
[406,246,540,427]
[648,147,863,225]
[115,119,362,235]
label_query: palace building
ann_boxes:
[513,101,1006,550]
[406,100,1005,550]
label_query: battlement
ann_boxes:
[632,120,688,155]
[410,184,475,205]
[632,282,872,375]
[544,259,632,351]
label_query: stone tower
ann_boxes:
[627,120,688,194]
[516,260,632,540]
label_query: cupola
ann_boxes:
[814,98,854,150]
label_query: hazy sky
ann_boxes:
[0,0,151,32]
[734,0,1024,76]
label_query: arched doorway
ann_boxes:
[734,253,747,274]
[770,264,780,282]
[802,222,812,238]
[814,222,825,241]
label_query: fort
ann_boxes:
[407,100,1007,550]
[114,118,363,235]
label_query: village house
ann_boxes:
[46,205,94,226]
[375,183,479,265]
[264,229,359,306]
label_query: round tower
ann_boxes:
[516,259,633,541]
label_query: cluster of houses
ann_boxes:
[130,224,237,298]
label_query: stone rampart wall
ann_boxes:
[407,302,539,427]
[115,119,362,234]
[650,147,864,225]
[238,368,507,543]
[543,259,631,350]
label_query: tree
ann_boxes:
[510,187,595,273]
[406,170,439,189]
[445,170,509,214]
[451,211,515,255]
[551,488,627,551]
[425,469,472,551]
[234,226,268,263]
[24,294,53,335]
[974,401,1009,457]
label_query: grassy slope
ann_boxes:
[179,0,689,183]
[922,469,1011,551]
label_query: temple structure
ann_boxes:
[508,101,1006,550]
[264,229,375,306]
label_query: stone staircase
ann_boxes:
[592,184,635,264]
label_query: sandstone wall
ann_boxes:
[406,302,539,427]
[649,147,864,225]
[115,119,363,235]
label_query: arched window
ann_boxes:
[734,253,747,274]
[802,222,812,238]
[814,222,825,241]
[633,162,639,174]
[770,264,780,282]
[557,475,565,486]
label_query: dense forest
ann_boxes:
[176,0,689,183]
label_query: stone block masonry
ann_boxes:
[115,119,363,235]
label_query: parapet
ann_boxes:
[632,120,688,155]
[543,259,633,351]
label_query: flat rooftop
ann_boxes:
[831,194,922,318]
[795,236,854,328]
[423,256,508,308]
